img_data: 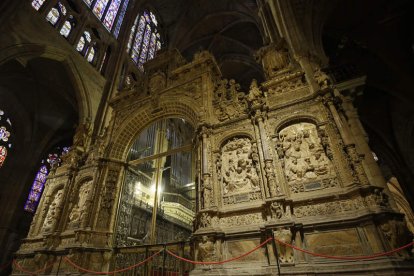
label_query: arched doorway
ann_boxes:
[115,117,196,247]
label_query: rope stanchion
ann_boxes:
[166,237,273,265]
[13,259,56,275]
[275,238,414,261]
[63,249,162,275]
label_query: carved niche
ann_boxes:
[274,227,294,264]
[276,122,338,193]
[68,179,93,229]
[42,189,64,233]
[197,235,217,262]
[218,137,262,204]
[213,79,247,122]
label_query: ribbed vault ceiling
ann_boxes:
[151,0,264,89]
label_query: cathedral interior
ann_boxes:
[0,0,414,275]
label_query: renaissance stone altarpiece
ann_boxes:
[13,32,414,276]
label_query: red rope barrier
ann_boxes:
[166,237,273,265]
[63,249,162,275]
[275,238,414,261]
[13,259,55,275]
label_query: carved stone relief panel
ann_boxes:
[276,122,338,193]
[96,167,120,230]
[218,137,262,205]
[67,179,93,229]
[42,188,64,233]
[213,79,247,122]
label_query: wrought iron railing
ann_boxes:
[114,241,194,276]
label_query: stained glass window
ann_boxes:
[83,0,93,7]
[76,36,86,52]
[80,0,130,36]
[58,2,67,15]
[24,165,48,213]
[31,0,46,11]
[60,20,72,37]
[87,47,96,63]
[93,0,110,19]
[128,11,161,71]
[46,8,60,26]
[0,146,6,168]
[0,109,12,168]
[24,147,68,213]
[113,0,129,38]
[103,0,121,30]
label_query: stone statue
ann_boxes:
[246,79,263,107]
[68,180,93,229]
[314,68,331,90]
[202,174,212,209]
[270,202,283,219]
[42,189,64,233]
[198,236,216,262]
[274,227,294,264]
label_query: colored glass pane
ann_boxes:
[76,36,86,52]
[46,8,60,26]
[113,0,129,38]
[138,24,151,67]
[93,0,110,19]
[150,12,158,26]
[129,11,161,70]
[84,31,92,42]
[126,16,139,52]
[87,47,95,63]
[83,0,93,7]
[147,32,157,60]
[143,11,151,23]
[103,0,121,30]
[60,21,72,37]
[58,2,67,15]
[0,146,6,168]
[24,165,49,213]
[0,126,10,142]
[32,0,46,10]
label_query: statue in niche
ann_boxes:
[199,213,211,228]
[73,122,91,150]
[277,123,335,188]
[270,202,283,219]
[221,137,260,195]
[314,68,331,90]
[68,180,93,229]
[42,189,64,233]
[201,174,212,209]
[255,41,291,79]
[213,79,247,122]
[198,236,216,262]
[246,79,264,107]
[274,227,294,264]
[148,71,166,94]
